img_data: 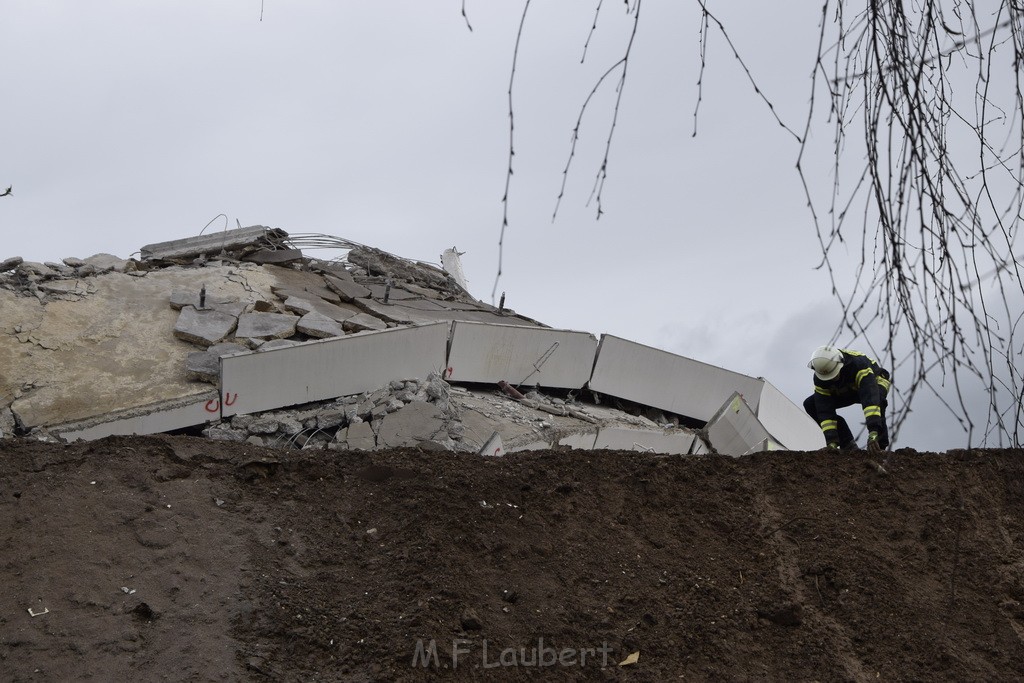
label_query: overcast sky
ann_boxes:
[1,2,996,450]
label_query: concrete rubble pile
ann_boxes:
[0,226,825,455]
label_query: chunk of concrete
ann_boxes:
[1,256,24,272]
[338,421,376,450]
[173,306,238,347]
[325,275,371,301]
[376,401,446,448]
[62,257,86,268]
[235,312,298,341]
[297,311,346,339]
[285,296,359,323]
[83,253,130,273]
[38,280,90,296]
[343,313,387,332]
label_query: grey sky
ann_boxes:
[2,2,996,450]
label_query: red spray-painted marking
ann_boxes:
[204,400,220,413]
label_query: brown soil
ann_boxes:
[2,435,1024,681]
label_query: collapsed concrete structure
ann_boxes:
[0,226,824,455]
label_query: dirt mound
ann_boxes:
[2,436,1024,681]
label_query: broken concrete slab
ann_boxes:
[446,321,599,389]
[755,379,825,451]
[376,401,446,448]
[324,275,371,301]
[173,306,238,347]
[38,280,92,296]
[343,313,388,332]
[589,334,766,423]
[283,295,360,323]
[140,225,288,261]
[297,311,347,338]
[235,312,298,341]
[219,321,451,417]
[705,392,773,457]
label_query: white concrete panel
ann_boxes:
[705,392,773,457]
[588,335,766,422]
[52,391,219,442]
[594,427,696,455]
[756,379,826,451]
[446,322,598,389]
[220,322,450,417]
[559,431,598,450]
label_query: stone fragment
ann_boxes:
[377,401,446,448]
[235,312,298,341]
[316,409,346,430]
[337,421,376,450]
[324,275,371,301]
[1,256,24,272]
[0,407,17,439]
[370,404,390,420]
[246,435,265,446]
[342,313,388,332]
[173,306,238,347]
[207,342,248,357]
[62,257,86,268]
[247,418,280,435]
[44,261,73,275]
[297,311,346,339]
[253,300,277,312]
[276,416,304,435]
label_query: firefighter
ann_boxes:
[803,345,891,452]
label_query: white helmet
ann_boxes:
[808,345,843,381]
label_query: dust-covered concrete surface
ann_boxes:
[3,435,1024,681]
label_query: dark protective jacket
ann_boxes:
[812,349,891,443]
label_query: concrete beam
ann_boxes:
[446,322,598,389]
[140,226,287,261]
[50,390,220,442]
[588,335,765,422]
[220,322,451,417]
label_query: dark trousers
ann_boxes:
[803,395,890,449]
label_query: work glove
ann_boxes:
[866,431,882,453]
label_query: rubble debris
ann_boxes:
[2,224,817,457]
